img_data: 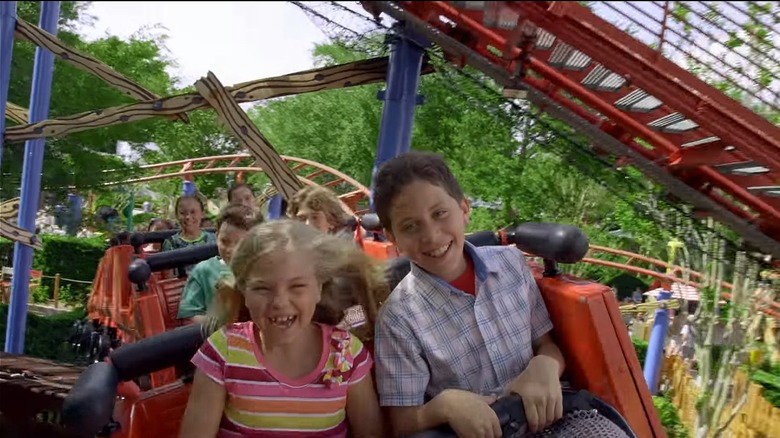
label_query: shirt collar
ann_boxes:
[409,240,500,309]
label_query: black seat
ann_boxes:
[386,255,413,292]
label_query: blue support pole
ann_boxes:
[0,1,17,170]
[369,23,428,211]
[267,194,283,220]
[643,290,672,395]
[5,1,60,354]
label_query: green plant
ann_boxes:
[0,234,105,307]
[632,338,649,365]
[752,360,780,408]
[653,394,690,438]
[0,304,86,364]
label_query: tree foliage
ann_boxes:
[2,1,178,201]
[247,33,669,282]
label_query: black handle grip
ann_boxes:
[407,389,635,438]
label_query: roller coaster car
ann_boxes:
[77,216,393,377]
[63,221,664,438]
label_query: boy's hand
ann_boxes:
[436,389,502,438]
[504,356,563,433]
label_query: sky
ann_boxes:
[73,1,363,161]
[75,2,337,88]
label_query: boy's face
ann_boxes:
[217,223,247,264]
[231,187,256,211]
[295,206,332,234]
[386,180,470,282]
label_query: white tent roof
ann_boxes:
[645,283,700,301]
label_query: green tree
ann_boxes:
[245,34,671,262]
[2,1,178,201]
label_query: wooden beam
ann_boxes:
[0,220,42,250]
[4,57,411,144]
[14,18,188,124]
[194,71,303,201]
[0,198,20,220]
[4,103,28,125]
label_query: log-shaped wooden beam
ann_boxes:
[4,102,29,125]
[0,198,20,220]
[14,17,188,124]
[0,219,42,250]
[194,71,303,200]
[4,57,433,144]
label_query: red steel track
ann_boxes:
[383,1,780,260]
[104,154,372,215]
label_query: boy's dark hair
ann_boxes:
[147,217,174,232]
[372,151,465,230]
[227,183,254,203]
[216,204,262,232]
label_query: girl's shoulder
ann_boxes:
[209,321,253,342]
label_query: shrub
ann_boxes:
[0,234,106,306]
[0,304,86,364]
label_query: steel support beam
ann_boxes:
[369,22,428,210]
[6,1,60,354]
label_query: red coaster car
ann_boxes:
[62,222,665,438]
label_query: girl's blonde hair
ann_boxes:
[204,219,388,341]
[287,186,351,231]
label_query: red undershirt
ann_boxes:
[449,252,477,296]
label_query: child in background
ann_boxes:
[144,218,174,253]
[177,205,259,323]
[178,219,386,438]
[288,186,352,234]
[372,151,566,437]
[227,183,258,214]
[162,195,216,274]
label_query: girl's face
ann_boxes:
[177,198,203,234]
[242,249,321,345]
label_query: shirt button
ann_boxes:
[491,345,499,353]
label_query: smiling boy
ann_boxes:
[177,205,260,323]
[372,151,566,438]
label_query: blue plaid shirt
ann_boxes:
[375,242,554,406]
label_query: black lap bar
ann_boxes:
[109,323,207,382]
[145,243,218,272]
[129,229,178,249]
[61,361,119,437]
[128,244,218,285]
[509,222,589,264]
[130,228,217,250]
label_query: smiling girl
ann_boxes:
[178,219,387,438]
[162,195,217,275]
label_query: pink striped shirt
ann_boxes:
[191,321,372,437]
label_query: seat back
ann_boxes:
[86,245,136,342]
[112,381,192,438]
[531,265,665,438]
[156,278,188,330]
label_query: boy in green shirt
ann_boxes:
[177,205,260,322]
